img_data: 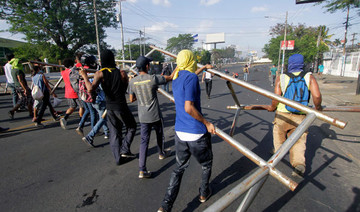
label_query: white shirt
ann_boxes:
[4,63,14,84]
[204,71,212,80]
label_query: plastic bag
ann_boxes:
[31,85,44,100]
[52,97,62,107]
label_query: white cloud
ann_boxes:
[127,0,137,3]
[152,0,171,7]
[197,20,214,33]
[147,21,177,33]
[251,6,269,13]
[200,0,221,6]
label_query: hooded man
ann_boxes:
[265,54,322,177]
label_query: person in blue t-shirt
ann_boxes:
[158,50,214,212]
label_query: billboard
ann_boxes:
[205,33,225,44]
[281,40,295,50]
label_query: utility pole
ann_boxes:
[139,30,142,56]
[351,32,358,48]
[314,26,322,73]
[281,11,288,74]
[128,38,132,60]
[119,0,126,68]
[93,0,101,62]
[341,5,350,77]
[143,26,146,56]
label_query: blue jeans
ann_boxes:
[162,82,169,93]
[106,106,137,164]
[8,83,17,107]
[78,101,97,129]
[139,120,165,171]
[86,101,109,140]
[161,133,213,211]
[244,73,248,82]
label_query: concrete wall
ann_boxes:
[324,51,360,78]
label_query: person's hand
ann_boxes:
[205,64,213,69]
[315,105,323,111]
[24,89,29,96]
[79,67,87,77]
[205,121,216,135]
[264,105,276,112]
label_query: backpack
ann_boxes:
[78,79,94,103]
[283,71,310,113]
[31,85,44,100]
[69,67,80,93]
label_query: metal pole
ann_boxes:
[128,38,132,60]
[236,176,268,212]
[268,113,317,167]
[149,45,347,129]
[281,11,288,74]
[93,0,101,61]
[204,167,269,212]
[229,108,241,137]
[119,0,126,69]
[341,5,350,77]
[139,30,142,56]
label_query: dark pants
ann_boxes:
[205,79,212,98]
[161,133,213,211]
[139,119,165,171]
[106,106,136,164]
[37,90,56,124]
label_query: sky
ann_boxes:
[1,0,359,57]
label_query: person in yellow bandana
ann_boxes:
[158,50,214,212]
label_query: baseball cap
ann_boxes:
[136,56,153,70]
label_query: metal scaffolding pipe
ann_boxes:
[203,167,269,212]
[227,104,360,112]
[216,128,297,191]
[268,113,317,167]
[149,45,347,129]
[236,176,268,212]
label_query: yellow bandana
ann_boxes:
[173,50,196,80]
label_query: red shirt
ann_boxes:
[61,68,78,99]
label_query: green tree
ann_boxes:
[319,0,359,14]
[166,34,195,54]
[263,23,329,66]
[0,0,117,60]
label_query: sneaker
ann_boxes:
[157,207,168,212]
[60,118,67,130]
[104,135,109,139]
[34,123,45,128]
[139,171,151,179]
[82,137,94,147]
[76,127,84,137]
[8,111,14,119]
[292,164,305,177]
[199,188,212,203]
[53,114,61,121]
[159,149,171,160]
[121,152,136,158]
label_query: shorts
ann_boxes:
[67,98,83,109]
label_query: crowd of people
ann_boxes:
[2,49,322,211]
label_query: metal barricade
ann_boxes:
[148,45,347,211]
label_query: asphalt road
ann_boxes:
[0,64,359,212]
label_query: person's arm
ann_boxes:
[195,64,213,75]
[129,94,136,103]
[266,75,281,112]
[79,68,102,93]
[184,100,215,134]
[17,74,28,95]
[309,75,322,111]
[42,74,57,97]
[163,70,176,82]
[202,71,205,83]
